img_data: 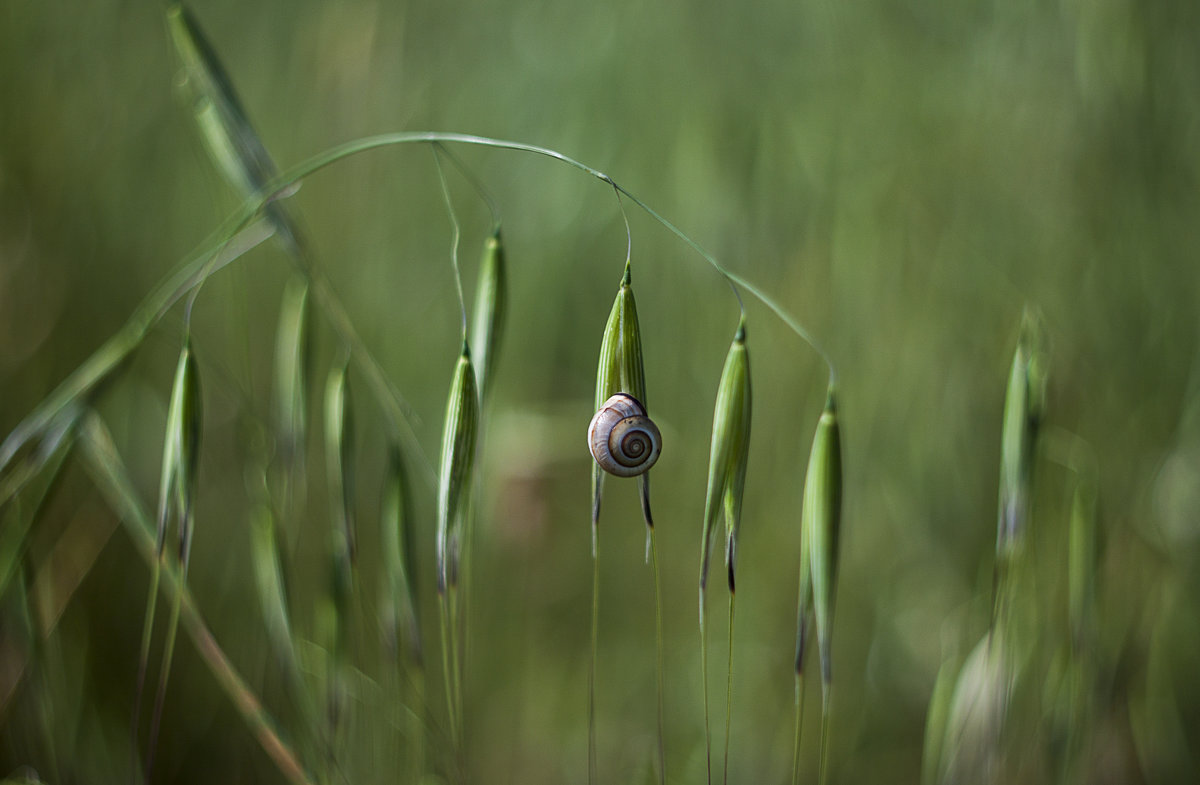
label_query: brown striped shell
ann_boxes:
[588,393,661,477]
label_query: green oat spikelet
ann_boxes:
[591,262,652,547]
[274,275,310,473]
[381,444,422,665]
[325,358,356,567]
[796,385,841,785]
[699,317,751,594]
[436,343,480,594]
[803,386,842,688]
[997,308,1048,558]
[143,337,203,781]
[165,3,298,247]
[470,228,506,402]
[697,317,750,785]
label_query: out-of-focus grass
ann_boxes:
[2,1,1200,783]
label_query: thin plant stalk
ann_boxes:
[130,544,162,782]
[792,673,807,785]
[650,527,666,785]
[438,593,459,759]
[589,544,600,785]
[700,588,712,785]
[818,688,833,785]
[723,592,736,785]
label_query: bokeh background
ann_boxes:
[2,0,1199,783]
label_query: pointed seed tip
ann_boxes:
[622,261,632,286]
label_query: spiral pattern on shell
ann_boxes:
[588,393,662,477]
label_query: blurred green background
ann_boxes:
[2,0,1200,783]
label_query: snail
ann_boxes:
[588,393,662,477]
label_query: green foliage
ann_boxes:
[2,1,1200,784]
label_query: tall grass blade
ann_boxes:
[0,425,73,601]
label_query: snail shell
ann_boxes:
[588,393,662,477]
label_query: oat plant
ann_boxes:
[0,4,851,784]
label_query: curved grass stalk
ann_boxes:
[0,217,435,502]
[0,219,270,494]
[3,131,831,506]
[244,132,834,381]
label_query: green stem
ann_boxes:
[78,414,316,785]
[817,686,833,785]
[431,145,468,340]
[589,542,600,785]
[700,586,712,785]
[723,592,735,785]
[449,584,464,757]
[650,528,666,785]
[145,559,187,782]
[791,674,806,785]
[438,590,459,769]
